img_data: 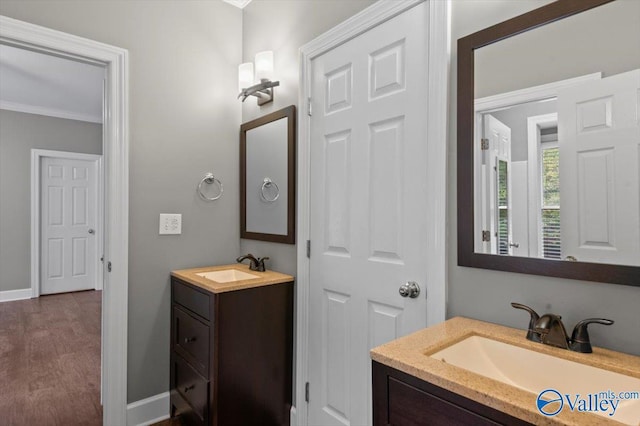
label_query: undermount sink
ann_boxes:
[196,269,260,283]
[430,335,640,425]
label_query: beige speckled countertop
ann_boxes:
[171,264,293,294]
[370,317,640,425]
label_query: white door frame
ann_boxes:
[295,1,449,424]
[31,149,104,297]
[1,15,129,425]
[526,113,558,258]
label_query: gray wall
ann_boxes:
[490,100,557,162]
[450,0,640,356]
[239,0,376,276]
[0,110,102,292]
[475,0,640,98]
[0,0,242,402]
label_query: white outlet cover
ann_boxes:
[159,213,182,235]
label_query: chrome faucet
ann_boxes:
[236,254,269,272]
[511,302,614,353]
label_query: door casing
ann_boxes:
[1,15,129,425]
[295,1,449,424]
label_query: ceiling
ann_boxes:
[0,44,104,123]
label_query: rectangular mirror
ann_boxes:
[458,0,640,286]
[240,105,296,244]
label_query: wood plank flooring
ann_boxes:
[0,290,102,425]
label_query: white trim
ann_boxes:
[0,288,32,303]
[1,15,130,425]
[474,72,601,112]
[290,405,297,426]
[126,392,170,426]
[0,100,102,123]
[527,113,558,258]
[296,1,449,424]
[30,149,103,298]
[222,0,252,9]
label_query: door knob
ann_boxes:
[399,281,420,298]
[88,229,95,234]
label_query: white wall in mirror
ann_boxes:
[245,117,288,235]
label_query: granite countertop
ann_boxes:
[370,317,640,425]
[171,263,294,294]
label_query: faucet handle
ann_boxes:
[511,302,541,343]
[256,256,269,272]
[570,318,614,353]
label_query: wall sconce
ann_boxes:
[238,51,280,106]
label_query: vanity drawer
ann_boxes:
[173,306,210,377]
[172,279,210,320]
[173,356,209,423]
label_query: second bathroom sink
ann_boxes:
[196,269,260,283]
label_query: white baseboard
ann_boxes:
[290,405,297,425]
[127,391,170,426]
[0,288,32,303]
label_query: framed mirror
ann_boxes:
[457,0,640,286]
[240,105,296,244]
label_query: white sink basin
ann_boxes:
[430,335,640,425]
[196,269,259,283]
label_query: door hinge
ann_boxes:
[481,138,489,150]
[305,382,310,402]
[306,240,311,258]
[107,261,112,272]
[307,97,312,116]
[482,230,491,242]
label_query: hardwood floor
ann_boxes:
[0,290,102,425]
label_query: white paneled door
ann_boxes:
[483,114,512,255]
[558,69,640,265]
[308,3,431,425]
[41,155,100,294]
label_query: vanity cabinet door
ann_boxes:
[173,306,210,376]
[373,361,531,426]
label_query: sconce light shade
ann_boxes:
[238,51,279,106]
[238,62,254,91]
[254,51,274,81]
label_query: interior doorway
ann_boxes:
[0,15,129,424]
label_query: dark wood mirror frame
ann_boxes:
[240,105,296,244]
[457,0,640,287]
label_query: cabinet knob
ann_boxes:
[184,337,197,343]
[184,385,195,393]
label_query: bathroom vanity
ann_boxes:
[371,317,640,425]
[170,264,294,426]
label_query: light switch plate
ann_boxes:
[159,214,182,235]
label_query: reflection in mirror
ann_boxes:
[458,0,640,286]
[472,0,640,267]
[240,105,296,244]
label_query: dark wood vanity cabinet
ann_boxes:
[170,277,294,426]
[372,361,531,426]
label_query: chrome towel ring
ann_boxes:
[260,177,279,203]
[198,173,223,201]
